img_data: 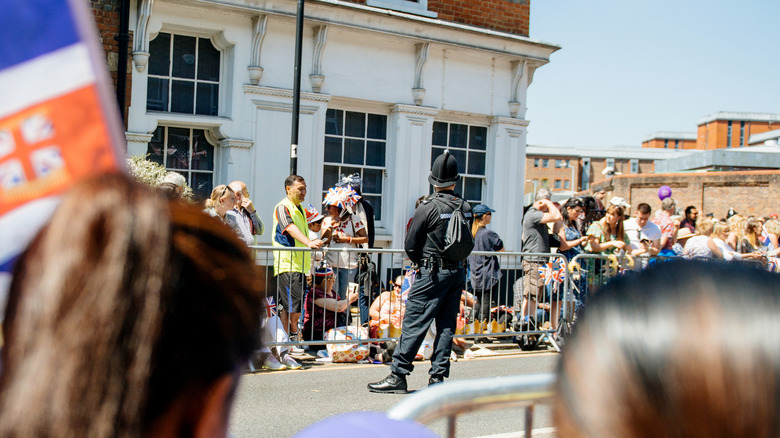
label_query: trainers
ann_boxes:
[281,354,302,370]
[428,375,444,386]
[288,332,305,354]
[367,373,408,394]
[262,354,286,371]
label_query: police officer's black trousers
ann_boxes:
[390,265,465,378]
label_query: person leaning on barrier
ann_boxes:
[520,188,562,330]
[272,175,324,345]
[302,264,358,349]
[368,150,473,394]
[584,202,629,254]
[555,260,780,438]
[0,174,264,437]
[650,197,680,257]
[682,218,722,259]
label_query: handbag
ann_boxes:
[324,326,370,363]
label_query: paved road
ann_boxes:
[229,350,559,437]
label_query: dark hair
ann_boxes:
[636,203,651,214]
[685,205,697,216]
[562,197,584,229]
[0,174,264,436]
[284,174,305,189]
[555,260,780,437]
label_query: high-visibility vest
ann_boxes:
[272,196,311,275]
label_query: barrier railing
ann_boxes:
[387,373,555,438]
[250,245,569,355]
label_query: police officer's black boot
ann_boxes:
[428,375,444,386]
[367,372,408,394]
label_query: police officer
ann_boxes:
[368,150,472,393]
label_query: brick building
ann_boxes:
[524,145,683,201]
[91,0,130,122]
[641,131,697,150]
[591,170,780,219]
[90,0,558,252]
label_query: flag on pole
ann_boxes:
[0,0,125,294]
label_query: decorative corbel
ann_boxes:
[526,59,546,87]
[131,0,154,72]
[248,15,268,85]
[412,42,429,105]
[309,25,328,93]
[508,59,526,118]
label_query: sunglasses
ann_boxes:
[393,283,402,289]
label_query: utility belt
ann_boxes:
[420,257,462,270]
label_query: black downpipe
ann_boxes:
[290,0,305,176]
[116,0,131,126]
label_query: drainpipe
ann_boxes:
[116,0,131,127]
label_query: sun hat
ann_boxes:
[609,196,631,209]
[305,204,325,224]
[676,228,694,241]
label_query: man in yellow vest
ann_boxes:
[273,175,323,343]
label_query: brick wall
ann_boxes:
[90,0,131,125]
[339,0,530,36]
[591,170,780,219]
[697,120,779,150]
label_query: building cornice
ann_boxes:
[243,85,332,103]
[492,116,529,127]
[125,131,154,143]
[392,104,438,118]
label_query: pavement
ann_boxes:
[229,343,559,438]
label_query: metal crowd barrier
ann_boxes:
[387,373,555,438]
[249,245,570,354]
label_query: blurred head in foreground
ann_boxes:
[0,173,264,437]
[555,260,780,438]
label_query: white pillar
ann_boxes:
[388,104,438,248]
[488,116,529,251]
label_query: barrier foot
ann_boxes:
[247,359,256,373]
[543,333,561,353]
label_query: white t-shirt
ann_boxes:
[323,215,366,269]
[624,217,662,250]
[713,237,741,261]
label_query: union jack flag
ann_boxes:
[538,262,566,285]
[264,297,278,318]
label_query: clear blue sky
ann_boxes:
[525,0,780,148]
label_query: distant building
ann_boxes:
[641,132,697,150]
[697,112,780,149]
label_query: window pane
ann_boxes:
[345,111,365,137]
[431,147,446,167]
[324,136,342,163]
[191,172,213,202]
[171,80,194,114]
[453,179,464,198]
[197,38,220,81]
[449,124,468,149]
[366,114,387,139]
[450,148,466,174]
[341,166,361,178]
[363,168,383,194]
[172,35,196,79]
[191,129,214,171]
[464,177,482,202]
[468,151,486,175]
[196,82,219,116]
[432,122,448,146]
[146,78,169,112]
[325,109,342,135]
[148,33,170,76]
[469,126,487,150]
[364,195,381,221]
[365,141,386,167]
[166,127,191,170]
[323,165,340,189]
[147,127,165,165]
[344,139,365,165]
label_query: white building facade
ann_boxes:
[124,0,559,250]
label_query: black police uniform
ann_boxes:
[389,190,473,380]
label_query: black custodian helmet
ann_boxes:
[428,150,460,188]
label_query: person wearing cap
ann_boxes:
[467,204,505,324]
[272,175,324,345]
[225,180,264,246]
[305,205,330,275]
[302,265,358,349]
[368,150,473,393]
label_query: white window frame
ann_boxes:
[323,109,388,225]
[606,158,615,169]
[630,159,639,174]
[146,125,217,200]
[366,0,437,17]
